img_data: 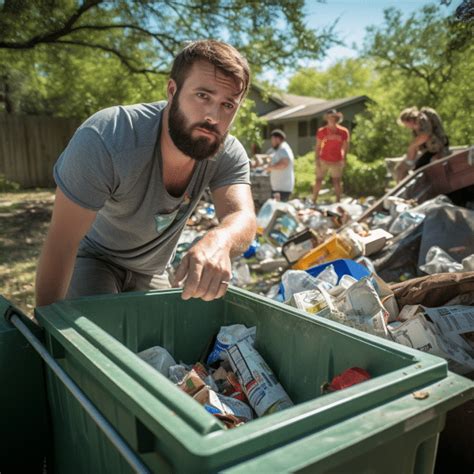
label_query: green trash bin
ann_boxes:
[34,287,473,474]
[0,297,50,472]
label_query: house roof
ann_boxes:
[277,93,326,107]
[260,95,369,122]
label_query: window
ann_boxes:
[310,118,319,136]
[262,125,269,139]
[298,121,308,137]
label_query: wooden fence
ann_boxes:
[0,113,81,188]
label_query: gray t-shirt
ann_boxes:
[54,101,250,275]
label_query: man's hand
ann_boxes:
[173,183,256,301]
[173,231,232,301]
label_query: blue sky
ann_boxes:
[270,0,460,86]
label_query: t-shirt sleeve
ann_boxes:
[341,128,349,141]
[209,138,250,191]
[316,128,325,140]
[276,147,290,161]
[53,127,115,211]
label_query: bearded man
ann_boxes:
[36,40,256,306]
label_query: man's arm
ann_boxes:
[341,131,350,162]
[173,184,256,301]
[35,188,97,306]
[267,157,289,171]
[406,134,429,163]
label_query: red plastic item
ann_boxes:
[329,367,371,391]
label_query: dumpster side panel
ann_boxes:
[0,298,50,473]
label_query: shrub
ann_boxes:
[343,154,387,197]
[293,152,387,198]
[0,175,21,192]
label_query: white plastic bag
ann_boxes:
[419,246,463,274]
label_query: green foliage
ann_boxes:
[288,58,378,99]
[293,151,317,197]
[292,152,386,198]
[351,101,410,163]
[362,5,455,105]
[0,0,335,118]
[231,98,265,149]
[288,4,473,166]
[0,174,20,192]
[342,154,387,197]
[358,4,474,151]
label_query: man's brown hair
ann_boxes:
[398,106,420,125]
[170,40,251,99]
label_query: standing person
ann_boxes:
[396,106,450,182]
[265,129,295,202]
[313,109,350,203]
[35,40,257,306]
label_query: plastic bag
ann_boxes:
[419,246,463,274]
[389,211,425,235]
[137,346,176,376]
[281,267,336,302]
[232,261,252,285]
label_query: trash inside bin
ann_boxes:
[34,288,473,474]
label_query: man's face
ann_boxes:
[167,60,243,161]
[402,120,418,131]
[270,135,282,149]
[327,115,338,126]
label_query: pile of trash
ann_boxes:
[137,324,371,429]
[171,193,474,377]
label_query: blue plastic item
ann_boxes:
[279,259,370,300]
[306,258,370,281]
[243,239,260,259]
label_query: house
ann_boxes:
[248,86,370,156]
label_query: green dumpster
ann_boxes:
[0,298,50,472]
[31,287,472,473]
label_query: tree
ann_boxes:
[287,58,378,99]
[352,3,474,161]
[362,4,464,105]
[0,0,336,115]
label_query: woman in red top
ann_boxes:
[313,109,350,203]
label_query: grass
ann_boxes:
[0,190,54,314]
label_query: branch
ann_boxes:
[54,39,167,75]
[69,24,180,56]
[375,54,439,101]
[0,0,103,49]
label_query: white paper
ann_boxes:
[389,314,474,375]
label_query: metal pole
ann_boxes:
[9,313,151,474]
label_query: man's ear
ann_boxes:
[167,79,177,102]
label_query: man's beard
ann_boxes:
[168,92,228,161]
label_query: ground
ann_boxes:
[0,190,54,314]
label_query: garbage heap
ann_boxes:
[171,194,474,377]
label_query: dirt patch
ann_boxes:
[0,190,54,314]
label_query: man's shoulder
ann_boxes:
[221,135,247,157]
[281,141,294,157]
[81,101,167,154]
[317,126,327,133]
[337,125,350,135]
